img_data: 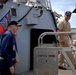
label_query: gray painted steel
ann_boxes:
[0,1,57,74]
[34,44,58,75]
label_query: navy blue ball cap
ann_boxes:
[65,11,71,17]
[8,20,22,27]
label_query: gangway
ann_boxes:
[37,32,76,75]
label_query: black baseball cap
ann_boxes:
[65,11,71,17]
[8,20,22,27]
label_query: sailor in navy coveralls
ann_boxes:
[1,21,22,75]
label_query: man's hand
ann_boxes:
[69,34,72,40]
[10,66,15,75]
[57,29,63,38]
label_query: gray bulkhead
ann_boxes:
[0,1,57,74]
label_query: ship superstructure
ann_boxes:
[0,0,57,74]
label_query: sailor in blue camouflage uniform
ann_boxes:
[1,21,22,75]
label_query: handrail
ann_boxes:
[38,31,76,46]
[38,31,76,75]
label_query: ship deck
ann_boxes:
[59,70,74,75]
[16,70,75,75]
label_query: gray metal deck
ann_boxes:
[16,71,33,75]
[16,70,74,75]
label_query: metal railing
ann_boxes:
[26,0,52,9]
[38,32,76,46]
[38,31,76,75]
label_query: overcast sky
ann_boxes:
[50,0,76,28]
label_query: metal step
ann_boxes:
[16,71,33,75]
